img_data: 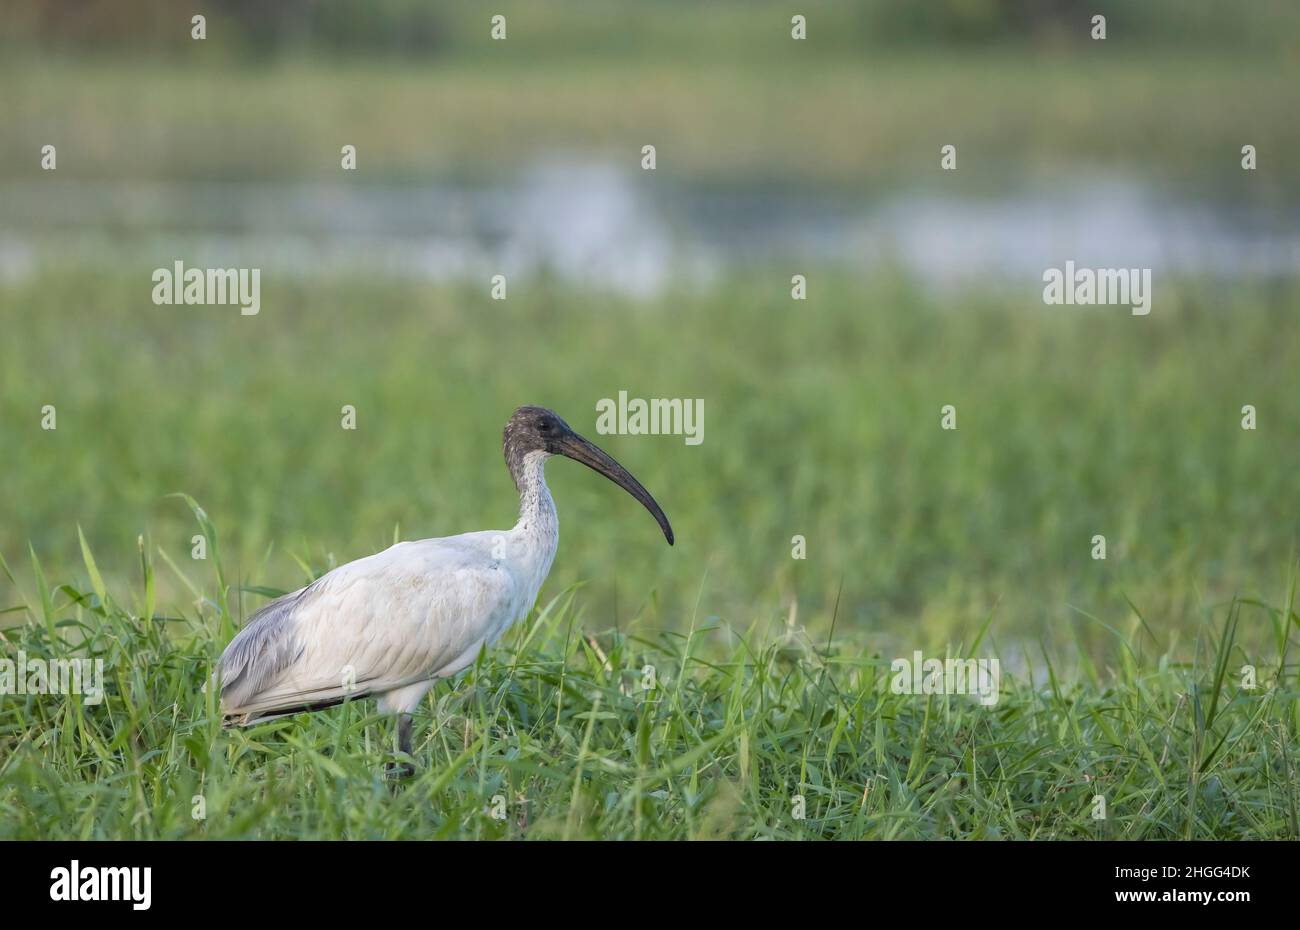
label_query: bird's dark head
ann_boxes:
[504,405,573,458]
[503,405,674,545]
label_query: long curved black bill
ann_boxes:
[556,431,674,545]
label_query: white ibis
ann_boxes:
[215,405,673,775]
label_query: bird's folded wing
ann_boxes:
[218,541,518,720]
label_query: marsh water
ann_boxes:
[3,159,1297,293]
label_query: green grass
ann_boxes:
[1,268,1299,838]
[4,50,1297,188]
[3,268,1299,655]
[0,519,1296,839]
[5,0,1299,843]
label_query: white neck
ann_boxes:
[510,450,559,579]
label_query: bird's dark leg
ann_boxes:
[385,713,416,780]
[398,713,414,757]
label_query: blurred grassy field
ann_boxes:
[3,52,1298,190]
[3,0,1300,839]
[3,268,1298,666]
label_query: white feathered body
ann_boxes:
[219,452,558,723]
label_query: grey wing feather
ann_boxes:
[218,587,311,715]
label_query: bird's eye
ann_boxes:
[540,420,552,432]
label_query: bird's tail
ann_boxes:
[222,691,370,728]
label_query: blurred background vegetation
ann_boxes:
[9,0,1300,57]
[4,0,1299,186]
[2,1,1298,668]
